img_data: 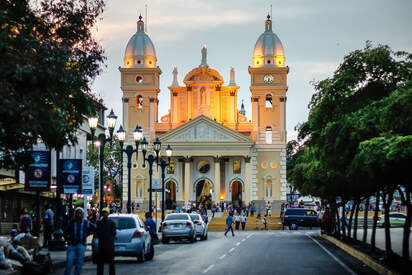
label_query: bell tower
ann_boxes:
[249,15,288,144]
[248,15,289,205]
[119,15,161,141]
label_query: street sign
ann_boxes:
[60,159,82,194]
[82,166,95,195]
[25,151,51,191]
[152,179,161,188]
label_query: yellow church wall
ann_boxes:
[255,151,282,201]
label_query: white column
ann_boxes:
[245,158,250,205]
[149,98,155,140]
[214,160,220,203]
[184,160,191,206]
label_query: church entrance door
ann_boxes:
[232,181,242,207]
[165,181,176,210]
[196,180,212,209]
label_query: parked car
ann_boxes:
[282,208,319,230]
[377,213,406,227]
[92,214,154,262]
[190,213,208,240]
[161,213,196,243]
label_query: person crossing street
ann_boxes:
[224,213,235,237]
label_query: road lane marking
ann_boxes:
[203,264,215,274]
[246,233,255,239]
[229,247,235,253]
[241,238,246,242]
[219,254,226,260]
[306,233,356,275]
[236,242,241,246]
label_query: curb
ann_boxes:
[319,233,398,275]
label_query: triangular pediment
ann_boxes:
[159,115,253,144]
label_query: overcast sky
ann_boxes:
[90,0,412,141]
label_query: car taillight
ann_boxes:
[197,221,203,225]
[378,217,381,221]
[186,222,192,228]
[132,230,141,238]
[162,222,167,228]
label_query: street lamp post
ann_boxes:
[88,109,117,213]
[141,137,172,215]
[116,125,143,213]
[158,145,173,222]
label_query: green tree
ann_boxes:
[0,0,105,168]
[87,136,122,202]
[288,42,412,261]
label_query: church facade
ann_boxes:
[120,15,288,211]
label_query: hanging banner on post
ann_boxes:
[25,151,51,191]
[60,159,82,194]
[82,166,95,196]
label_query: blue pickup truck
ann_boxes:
[282,208,319,230]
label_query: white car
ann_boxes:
[190,213,208,240]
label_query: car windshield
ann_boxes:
[110,217,136,230]
[166,214,189,221]
[190,215,201,221]
[285,209,306,215]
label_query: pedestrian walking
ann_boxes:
[280,203,285,218]
[250,204,255,217]
[256,207,262,221]
[234,213,241,230]
[266,201,272,216]
[144,212,158,242]
[96,207,116,275]
[43,205,54,248]
[241,213,247,230]
[64,207,95,275]
[212,204,216,218]
[19,208,32,234]
[262,215,267,230]
[224,213,235,237]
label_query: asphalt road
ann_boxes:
[53,230,377,275]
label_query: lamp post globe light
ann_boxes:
[88,109,117,213]
[116,124,142,214]
[140,136,172,220]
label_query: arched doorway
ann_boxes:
[165,181,176,210]
[231,181,242,207]
[196,179,213,209]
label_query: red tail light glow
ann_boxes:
[378,217,381,221]
[132,230,141,238]
[197,221,203,226]
[162,222,167,228]
[186,222,192,228]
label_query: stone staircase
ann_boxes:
[208,214,283,231]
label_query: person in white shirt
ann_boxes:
[241,213,247,230]
[234,214,241,230]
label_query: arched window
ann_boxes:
[136,95,143,109]
[265,94,272,108]
[265,126,272,144]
